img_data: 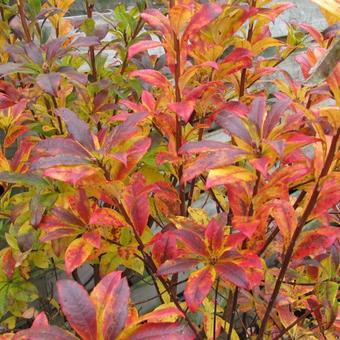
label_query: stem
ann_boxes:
[213,278,220,340]
[239,0,256,98]
[85,0,97,81]
[257,128,339,339]
[17,0,31,42]
[226,287,238,340]
[273,305,321,340]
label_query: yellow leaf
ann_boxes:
[188,207,210,225]
[252,38,283,56]
[206,166,256,188]
[310,0,340,20]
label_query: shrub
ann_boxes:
[0,0,339,338]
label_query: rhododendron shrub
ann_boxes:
[0,0,339,338]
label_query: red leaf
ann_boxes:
[158,258,200,276]
[34,137,92,158]
[141,9,172,36]
[175,229,208,257]
[32,312,49,329]
[267,199,297,245]
[89,207,126,227]
[43,165,98,185]
[137,304,184,323]
[263,98,291,138]
[2,248,16,278]
[129,322,195,339]
[179,141,236,154]
[168,100,195,123]
[216,113,252,144]
[90,271,130,340]
[64,237,93,274]
[36,72,61,96]
[152,232,177,266]
[56,280,97,340]
[205,219,224,253]
[232,216,260,238]
[56,108,95,150]
[83,231,101,249]
[293,226,339,259]
[14,326,78,340]
[182,4,222,41]
[215,261,249,289]
[130,69,171,90]
[248,96,266,136]
[69,189,91,224]
[122,173,150,235]
[128,40,162,59]
[182,148,248,183]
[184,266,216,312]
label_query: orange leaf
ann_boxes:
[184,266,216,312]
[64,237,93,274]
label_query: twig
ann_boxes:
[257,128,339,339]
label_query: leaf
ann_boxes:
[31,312,49,328]
[64,238,93,274]
[184,266,216,312]
[182,4,222,41]
[2,248,16,278]
[168,100,195,123]
[56,280,97,340]
[152,232,177,266]
[175,229,209,257]
[205,219,224,253]
[206,166,256,189]
[90,271,130,340]
[0,171,48,188]
[122,173,150,235]
[128,40,162,59]
[293,226,338,259]
[127,322,195,339]
[182,148,248,183]
[83,231,101,249]
[34,138,92,158]
[36,73,61,96]
[310,0,340,20]
[31,155,90,170]
[179,141,239,154]
[56,108,95,150]
[268,199,297,246]
[263,98,291,138]
[89,207,126,227]
[43,165,98,185]
[14,326,78,340]
[306,37,340,85]
[130,69,171,90]
[215,261,249,289]
[248,96,266,136]
[158,258,200,276]
[315,281,338,328]
[137,304,183,323]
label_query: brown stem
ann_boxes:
[85,0,97,81]
[239,0,256,98]
[226,287,239,340]
[257,128,339,339]
[273,305,322,340]
[213,278,220,340]
[17,0,31,42]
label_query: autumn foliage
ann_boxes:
[0,0,339,338]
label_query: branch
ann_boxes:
[257,128,340,339]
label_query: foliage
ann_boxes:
[0,0,339,338]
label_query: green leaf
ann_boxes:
[81,18,95,36]
[0,171,49,188]
[316,281,338,328]
[28,0,41,18]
